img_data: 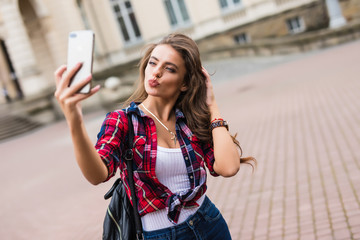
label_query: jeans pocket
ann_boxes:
[202,202,221,222]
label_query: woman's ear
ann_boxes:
[180,84,188,92]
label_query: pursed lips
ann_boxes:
[148,78,160,87]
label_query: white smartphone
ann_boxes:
[67,30,95,94]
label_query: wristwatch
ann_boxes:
[210,120,229,131]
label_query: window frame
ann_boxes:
[219,0,242,12]
[163,0,191,28]
[286,16,305,34]
[234,32,250,44]
[109,0,142,45]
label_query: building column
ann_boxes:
[325,0,347,28]
[0,0,48,97]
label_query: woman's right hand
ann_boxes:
[54,63,100,127]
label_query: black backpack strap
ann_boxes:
[125,113,144,240]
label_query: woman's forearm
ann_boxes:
[69,122,108,185]
[210,103,240,177]
[54,64,106,184]
[203,67,240,177]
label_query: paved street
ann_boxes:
[0,40,359,239]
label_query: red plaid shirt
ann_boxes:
[95,102,218,223]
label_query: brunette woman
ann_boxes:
[54,33,255,240]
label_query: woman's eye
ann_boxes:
[149,61,156,66]
[166,67,176,73]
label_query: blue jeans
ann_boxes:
[143,196,232,240]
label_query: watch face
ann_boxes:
[211,120,229,131]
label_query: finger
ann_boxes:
[202,67,212,82]
[83,84,101,97]
[202,68,212,85]
[54,65,67,87]
[54,65,68,98]
[202,67,210,76]
[66,84,101,104]
[61,62,83,88]
[56,73,93,102]
[67,74,93,95]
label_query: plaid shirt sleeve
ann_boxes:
[94,111,127,181]
[202,142,219,177]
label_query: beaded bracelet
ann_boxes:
[211,118,224,123]
[210,120,229,131]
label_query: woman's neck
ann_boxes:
[141,98,176,122]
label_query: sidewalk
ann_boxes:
[0,40,359,239]
[207,40,360,240]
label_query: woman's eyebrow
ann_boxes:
[150,56,178,69]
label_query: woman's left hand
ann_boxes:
[202,67,240,177]
[202,67,216,107]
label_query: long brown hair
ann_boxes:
[124,33,255,167]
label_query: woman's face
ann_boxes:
[144,44,187,101]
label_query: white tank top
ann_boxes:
[141,146,205,231]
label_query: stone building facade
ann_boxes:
[0,0,359,104]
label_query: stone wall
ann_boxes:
[342,0,360,21]
[199,19,360,60]
[197,0,359,54]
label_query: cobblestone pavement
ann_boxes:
[206,40,360,240]
[0,40,359,239]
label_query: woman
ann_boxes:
[54,33,255,239]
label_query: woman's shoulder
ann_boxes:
[104,102,140,122]
[104,109,127,120]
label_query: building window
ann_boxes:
[286,16,305,34]
[234,33,249,44]
[219,0,241,10]
[164,0,190,27]
[76,0,91,30]
[110,0,141,43]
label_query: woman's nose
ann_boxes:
[153,66,162,78]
